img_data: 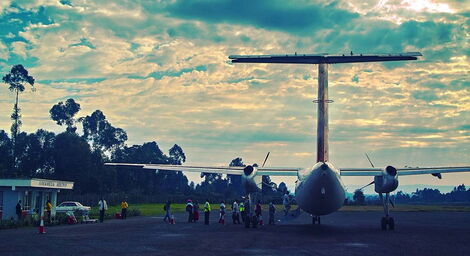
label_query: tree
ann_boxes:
[278,182,288,194]
[353,189,365,205]
[227,157,245,196]
[15,130,55,178]
[81,110,127,153]
[0,130,13,177]
[53,132,101,193]
[2,64,35,165]
[169,144,186,165]
[50,98,81,133]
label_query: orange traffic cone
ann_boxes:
[38,218,46,234]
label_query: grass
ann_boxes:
[89,203,470,217]
[89,203,188,217]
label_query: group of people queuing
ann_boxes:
[164,197,278,226]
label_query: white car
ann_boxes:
[56,201,91,213]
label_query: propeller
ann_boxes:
[365,153,375,168]
[358,153,376,190]
[259,152,280,191]
[358,181,374,191]
[261,152,270,168]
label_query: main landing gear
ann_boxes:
[312,215,321,225]
[379,192,394,230]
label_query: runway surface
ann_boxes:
[0,210,469,256]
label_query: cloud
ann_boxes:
[0,0,468,187]
[166,0,359,35]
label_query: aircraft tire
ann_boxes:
[388,217,395,230]
[381,217,387,230]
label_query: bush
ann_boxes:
[128,208,141,217]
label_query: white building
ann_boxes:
[0,178,74,220]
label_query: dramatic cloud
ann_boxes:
[0,0,468,187]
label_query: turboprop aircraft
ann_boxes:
[106,52,470,230]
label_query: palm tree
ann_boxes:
[2,64,35,167]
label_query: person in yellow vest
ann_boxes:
[46,200,53,223]
[121,199,129,220]
[204,199,211,225]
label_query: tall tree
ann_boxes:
[2,64,35,166]
[50,98,81,133]
[81,110,127,154]
[169,144,186,165]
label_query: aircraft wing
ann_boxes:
[105,163,300,176]
[105,163,245,175]
[340,166,470,176]
[257,167,301,176]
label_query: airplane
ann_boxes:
[106,52,470,230]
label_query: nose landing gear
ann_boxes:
[312,215,321,225]
[379,192,395,230]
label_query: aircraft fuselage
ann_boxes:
[295,162,346,216]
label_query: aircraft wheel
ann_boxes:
[388,217,395,230]
[381,217,387,230]
[252,216,258,228]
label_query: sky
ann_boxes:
[0,0,469,191]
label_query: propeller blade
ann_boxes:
[365,153,375,168]
[261,152,270,168]
[358,181,375,191]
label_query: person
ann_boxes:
[219,201,226,225]
[16,200,22,221]
[243,198,251,228]
[193,201,199,222]
[46,200,53,223]
[98,198,108,223]
[232,200,240,224]
[283,193,291,216]
[186,199,194,223]
[269,201,276,225]
[255,200,262,225]
[204,199,211,225]
[239,200,245,223]
[121,199,128,220]
[163,200,171,223]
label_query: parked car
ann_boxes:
[56,201,91,213]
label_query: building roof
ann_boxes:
[0,178,74,190]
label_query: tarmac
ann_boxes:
[0,210,469,256]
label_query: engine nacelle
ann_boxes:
[241,165,261,193]
[374,166,399,193]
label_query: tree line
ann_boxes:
[350,184,470,205]
[1,65,286,205]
